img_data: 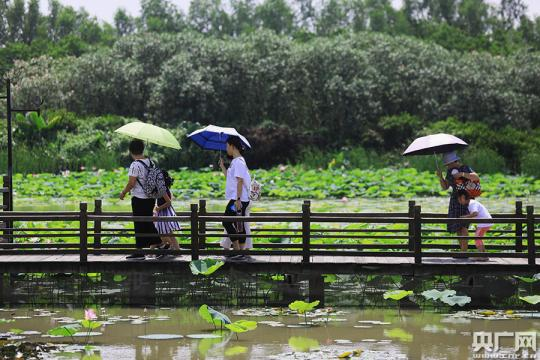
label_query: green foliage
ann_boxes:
[519,295,540,305]
[8,166,539,201]
[198,304,231,327]
[80,320,101,330]
[48,324,80,337]
[224,320,257,333]
[189,259,225,276]
[288,300,320,314]
[383,290,413,301]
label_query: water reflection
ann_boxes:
[0,307,538,359]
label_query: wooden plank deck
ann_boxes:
[0,254,537,275]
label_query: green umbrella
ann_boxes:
[115,121,181,149]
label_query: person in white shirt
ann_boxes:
[119,139,161,260]
[457,189,493,261]
[219,135,251,260]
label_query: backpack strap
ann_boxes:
[135,159,150,187]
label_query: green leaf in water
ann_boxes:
[81,320,102,330]
[225,346,248,356]
[383,290,413,301]
[384,328,413,342]
[9,328,23,335]
[519,295,540,305]
[48,325,79,337]
[288,336,320,352]
[514,274,540,283]
[198,304,231,326]
[224,320,257,333]
[288,300,320,314]
[190,259,225,276]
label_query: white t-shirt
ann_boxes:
[225,157,251,202]
[468,199,493,228]
[128,158,152,199]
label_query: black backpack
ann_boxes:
[136,159,168,199]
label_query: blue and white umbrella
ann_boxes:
[187,125,251,151]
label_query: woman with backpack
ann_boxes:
[119,139,161,260]
[219,135,252,260]
[436,151,480,254]
[152,170,181,259]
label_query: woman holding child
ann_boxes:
[436,151,480,253]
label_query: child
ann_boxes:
[153,170,181,259]
[456,189,493,261]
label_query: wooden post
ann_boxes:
[2,176,11,243]
[526,205,535,266]
[302,200,311,263]
[190,204,199,260]
[408,200,415,251]
[93,199,102,251]
[198,199,207,249]
[515,201,523,253]
[80,202,88,262]
[413,205,422,265]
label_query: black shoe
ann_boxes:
[126,254,145,260]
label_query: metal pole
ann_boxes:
[6,79,12,212]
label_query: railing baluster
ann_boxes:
[80,202,88,262]
[190,204,199,261]
[414,205,422,264]
[515,201,523,253]
[526,205,535,266]
[302,200,311,263]
[198,199,206,249]
[93,199,102,252]
[408,200,415,251]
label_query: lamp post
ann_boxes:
[0,78,43,213]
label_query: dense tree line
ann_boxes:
[1,0,540,78]
[8,31,540,172]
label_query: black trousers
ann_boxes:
[222,200,250,244]
[131,196,161,249]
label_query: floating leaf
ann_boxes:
[519,295,540,305]
[9,328,23,335]
[383,290,413,301]
[190,259,225,276]
[48,325,80,337]
[288,300,320,314]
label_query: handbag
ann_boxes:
[455,177,482,198]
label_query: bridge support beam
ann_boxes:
[308,274,325,306]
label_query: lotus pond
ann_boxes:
[1,306,539,359]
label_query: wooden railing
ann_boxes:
[0,198,537,266]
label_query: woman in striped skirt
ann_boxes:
[153,171,181,258]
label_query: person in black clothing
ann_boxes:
[119,139,161,260]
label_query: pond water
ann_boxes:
[1,307,539,360]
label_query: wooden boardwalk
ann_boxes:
[0,199,538,276]
[0,254,537,275]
